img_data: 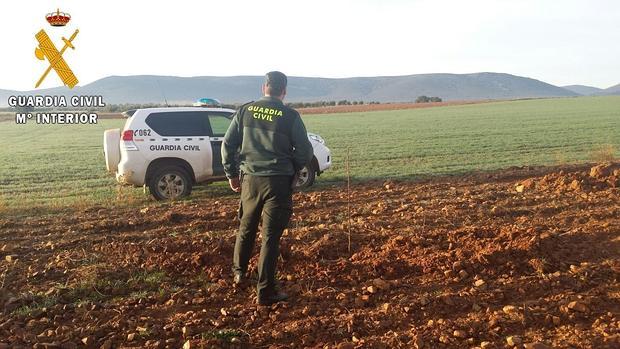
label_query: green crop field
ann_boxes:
[0,96,618,215]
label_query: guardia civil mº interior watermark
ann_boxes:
[9,95,104,125]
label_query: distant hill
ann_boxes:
[601,83,620,95]
[562,85,604,96]
[0,72,579,106]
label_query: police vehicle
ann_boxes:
[103,100,332,200]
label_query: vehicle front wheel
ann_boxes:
[294,163,316,189]
[148,166,193,200]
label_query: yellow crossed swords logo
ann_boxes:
[34,29,79,88]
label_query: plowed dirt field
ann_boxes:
[1,163,619,349]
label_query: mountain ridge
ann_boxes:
[601,83,620,95]
[561,85,604,96]
[0,72,589,106]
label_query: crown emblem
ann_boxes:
[46,9,71,27]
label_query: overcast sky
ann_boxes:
[2,0,619,91]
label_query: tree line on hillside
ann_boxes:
[1,97,445,113]
[285,100,382,108]
[415,96,443,103]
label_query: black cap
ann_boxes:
[265,71,287,96]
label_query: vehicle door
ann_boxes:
[145,111,211,181]
[204,112,233,177]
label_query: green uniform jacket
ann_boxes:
[221,96,314,178]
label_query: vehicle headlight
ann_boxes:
[309,133,325,144]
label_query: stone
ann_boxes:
[507,336,522,346]
[81,337,94,346]
[480,342,492,349]
[453,330,467,338]
[524,343,551,349]
[4,255,17,263]
[458,270,469,279]
[381,303,390,312]
[474,279,486,287]
[183,340,191,349]
[567,301,588,313]
[503,305,518,314]
[127,333,136,342]
[367,286,377,294]
[515,184,525,193]
[590,163,613,178]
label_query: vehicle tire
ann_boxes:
[103,129,121,172]
[294,163,316,189]
[148,166,193,200]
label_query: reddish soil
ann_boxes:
[297,101,490,115]
[0,163,619,349]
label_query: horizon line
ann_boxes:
[1,72,616,92]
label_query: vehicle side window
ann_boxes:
[207,113,233,137]
[145,112,208,136]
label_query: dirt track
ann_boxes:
[0,163,619,349]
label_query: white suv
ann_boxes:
[103,107,332,200]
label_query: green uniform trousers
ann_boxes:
[233,175,293,298]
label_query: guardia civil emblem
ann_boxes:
[34,9,79,88]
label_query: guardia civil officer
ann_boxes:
[221,71,313,305]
